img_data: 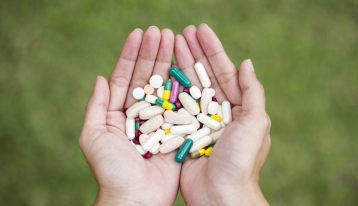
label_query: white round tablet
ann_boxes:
[157,86,164,98]
[149,74,163,89]
[189,86,202,99]
[133,87,145,100]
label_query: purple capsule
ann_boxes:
[132,137,140,145]
[170,80,180,103]
[183,88,190,94]
[175,101,182,110]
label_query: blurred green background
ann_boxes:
[1,0,357,205]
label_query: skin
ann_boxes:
[79,24,271,206]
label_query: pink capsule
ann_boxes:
[212,96,218,102]
[170,80,180,103]
[175,101,182,110]
[143,152,153,159]
[183,88,190,94]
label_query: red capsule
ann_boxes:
[132,137,140,145]
[143,152,153,159]
[140,120,146,126]
[134,117,140,121]
[212,96,218,102]
[175,101,182,110]
[135,130,142,138]
[183,88,190,94]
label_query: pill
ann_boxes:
[222,100,232,124]
[170,66,192,88]
[170,124,197,135]
[132,87,145,100]
[197,113,221,130]
[178,108,200,129]
[132,136,140,145]
[170,80,180,103]
[199,148,206,156]
[139,105,165,120]
[210,128,224,143]
[210,114,222,122]
[150,142,160,154]
[207,101,219,115]
[161,133,177,143]
[217,105,223,117]
[189,86,202,99]
[136,145,146,155]
[212,96,218,102]
[209,88,216,97]
[157,86,164,98]
[164,128,170,134]
[144,84,154,95]
[200,88,212,114]
[143,151,153,159]
[204,147,213,156]
[145,94,158,104]
[179,92,200,115]
[175,101,182,110]
[161,122,173,130]
[139,134,149,145]
[142,129,165,151]
[135,130,142,138]
[125,118,135,140]
[164,111,193,124]
[183,88,190,94]
[126,101,151,118]
[160,136,185,154]
[155,98,176,110]
[175,138,194,162]
[189,135,212,153]
[149,74,164,89]
[186,127,211,142]
[190,150,202,159]
[139,115,164,134]
[135,120,140,130]
[194,62,211,88]
[162,79,172,101]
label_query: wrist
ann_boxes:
[94,188,138,206]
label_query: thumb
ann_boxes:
[238,59,266,113]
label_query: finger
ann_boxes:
[108,28,143,112]
[152,28,174,81]
[196,24,242,105]
[182,25,227,102]
[83,76,110,129]
[174,35,201,88]
[238,59,266,112]
[124,26,161,108]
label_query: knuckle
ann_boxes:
[110,75,130,88]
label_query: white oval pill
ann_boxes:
[132,87,145,100]
[161,122,173,130]
[197,113,221,130]
[139,106,165,120]
[209,88,216,97]
[179,92,200,115]
[136,145,146,155]
[194,62,211,88]
[210,128,224,143]
[145,94,157,104]
[157,86,164,98]
[149,74,164,89]
[222,100,232,124]
[125,118,135,140]
[139,115,164,134]
[170,124,197,135]
[190,135,212,153]
[126,101,151,118]
[159,136,185,154]
[186,127,211,142]
[200,88,212,114]
[139,134,150,144]
[161,133,177,143]
[149,142,160,154]
[142,129,165,151]
[207,101,219,115]
[189,86,202,99]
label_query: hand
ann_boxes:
[175,24,271,205]
[79,26,181,205]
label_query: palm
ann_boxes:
[80,27,181,205]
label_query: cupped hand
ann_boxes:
[79,26,181,205]
[175,24,271,205]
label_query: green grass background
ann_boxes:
[1,0,357,205]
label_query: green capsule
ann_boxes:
[175,138,194,163]
[170,66,192,88]
[155,98,176,110]
[135,121,140,130]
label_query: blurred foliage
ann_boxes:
[0,0,357,205]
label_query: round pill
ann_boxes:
[189,86,202,99]
[149,74,164,89]
[133,87,145,100]
[157,86,164,98]
[144,84,154,95]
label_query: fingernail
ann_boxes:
[148,25,159,30]
[199,23,207,28]
[245,59,255,72]
[133,28,143,32]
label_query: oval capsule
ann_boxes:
[160,136,185,154]
[170,124,197,135]
[189,85,202,99]
[170,66,192,88]
[164,111,193,125]
[189,135,212,153]
[145,94,158,104]
[126,118,135,140]
[222,100,232,124]
[186,127,211,142]
[126,101,151,118]
[142,129,165,151]
[194,62,211,88]
[175,138,194,162]
[155,98,176,110]
[139,106,165,120]
[200,88,212,114]
[179,92,200,115]
[139,115,164,134]
[207,101,219,115]
[162,79,172,101]
[197,113,221,130]
[170,80,180,103]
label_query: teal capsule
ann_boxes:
[175,138,194,163]
[135,121,140,130]
[170,66,192,88]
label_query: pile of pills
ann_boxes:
[126,63,232,162]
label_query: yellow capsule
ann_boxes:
[162,101,175,110]
[199,148,206,156]
[205,147,213,157]
[210,114,222,122]
[190,151,201,159]
[164,129,171,134]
